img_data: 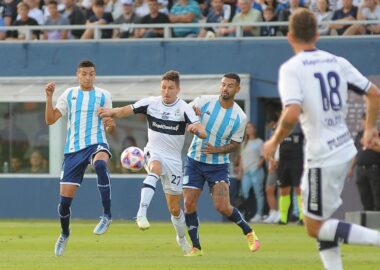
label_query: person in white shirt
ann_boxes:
[98,70,207,255]
[263,9,380,270]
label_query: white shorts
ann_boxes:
[301,161,351,221]
[144,148,183,195]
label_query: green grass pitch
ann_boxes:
[0,220,378,270]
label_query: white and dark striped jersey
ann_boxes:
[279,49,371,167]
[55,86,112,154]
[187,95,247,164]
[132,96,199,159]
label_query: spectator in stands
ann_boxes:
[0,112,30,166]
[43,0,70,40]
[239,122,265,223]
[343,0,380,35]
[349,113,380,211]
[10,156,23,173]
[24,0,45,25]
[21,150,48,173]
[314,0,333,35]
[198,0,231,38]
[2,0,19,32]
[113,0,141,38]
[105,0,124,20]
[61,0,86,39]
[278,0,301,36]
[329,0,357,35]
[263,0,286,17]
[223,0,238,20]
[139,0,169,38]
[10,2,40,40]
[169,0,202,37]
[0,16,6,40]
[260,6,279,36]
[309,0,338,13]
[223,0,262,37]
[81,0,114,39]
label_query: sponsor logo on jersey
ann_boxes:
[152,121,179,131]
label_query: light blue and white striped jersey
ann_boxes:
[187,95,247,164]
[55,86,112,154]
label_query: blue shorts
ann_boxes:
[183,156,230,190]
[60,144,111,186]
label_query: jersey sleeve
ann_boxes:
[55,89,69,116]
[132,96,152,115]
[278,63,303,107]
[183,102,200,124]
[231,114,247,143]
[338,57,371,95]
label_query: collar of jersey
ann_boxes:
[161,97,179,107]
[303,48,318,52]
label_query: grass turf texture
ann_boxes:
[0,220,378,270]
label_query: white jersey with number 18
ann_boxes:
[279,49,371,167]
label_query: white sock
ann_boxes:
[137,173,159,217]
[171,209,186,238]
[318,219,380,246]
[319,246,343,270]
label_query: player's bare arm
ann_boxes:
[263,104,301,160]
[362,84,380,150]
[187,123,207,139]
[202,141,240,154]
[45,81,62,125]
[98,105,134,119]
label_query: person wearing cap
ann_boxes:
[113,0,142,38]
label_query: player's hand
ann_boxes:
[187,124,207,139]
[192,106,201,116]
[268,158,278,173]
[98,107,113,118]
[103,116,115,128]
[263,138,278,161]
[202,142,219,154]
[45,81,56,98]
[362,127,380,150]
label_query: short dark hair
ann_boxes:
[47,0,58,6]
[161,70,180,86]
[93,0,105,7]
[77,60,96,70]
[289,8,317,43]
[223,73,241,84]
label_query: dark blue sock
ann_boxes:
[334,221,352,243]
[185,212,201,250]
[227,207,252,235]
[59,196,72,237]
[94,160,111,218]
[318,240,339,251]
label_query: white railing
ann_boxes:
[0,20,379,41]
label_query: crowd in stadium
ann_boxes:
[0,0,379,40]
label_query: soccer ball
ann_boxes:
[120,147,145,172]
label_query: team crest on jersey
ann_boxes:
[162,112,170,120]
[175,108,181,116]
[95,96,101,104]
[229,119,235,127]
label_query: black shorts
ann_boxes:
[277,159,303,188]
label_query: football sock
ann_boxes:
[318,219,380,246]
[94,160,111,218]
[279,194,291,223]
[227,207,252,235]
[297,195,303,221]
[318,240,342,270]
[58,196,72,237]
[185,211,201,249]
[292,192,299,218]
[137,173,159,217]
[171,209,186,238]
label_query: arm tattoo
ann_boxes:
[219,142,239,154]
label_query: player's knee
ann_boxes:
[58,196,73,217]
[94,160,107,173]
[305,224,319,238]
[184,197,196,213]
[168,205,181,217]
